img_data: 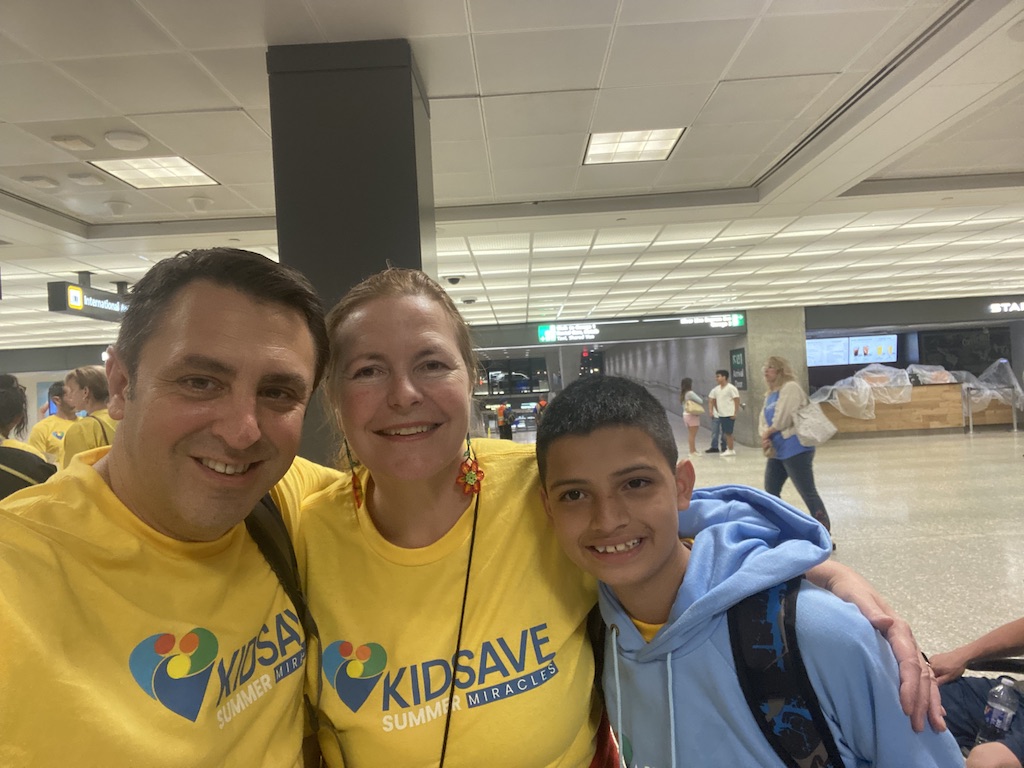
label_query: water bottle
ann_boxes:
[975,676,1019,745]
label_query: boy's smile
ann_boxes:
[542,425,695,624]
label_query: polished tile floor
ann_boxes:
[515,418,1024,657]
[677,420,1024,657]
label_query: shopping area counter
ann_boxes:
[820,383,1016,433]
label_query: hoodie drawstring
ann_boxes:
[667,649,676,768]
[610,624,627,768]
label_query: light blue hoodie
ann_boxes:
[601,485,962,768]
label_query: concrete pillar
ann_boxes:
[266,39,435,463]
[737,307,808,448]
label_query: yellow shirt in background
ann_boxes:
[61,408,118,468]
[27,414,76,463]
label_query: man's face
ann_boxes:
[104,280,317,542]
[715,373,727,386]
[542,426,694,601]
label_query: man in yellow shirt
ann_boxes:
[28,381,78,464]
[0,248,333,768]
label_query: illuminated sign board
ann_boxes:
[47,282,129,322]
[989,301,1024,314]
[538,323,600,343]
[679,312,745,329]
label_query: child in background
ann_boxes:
[536,375,961,767]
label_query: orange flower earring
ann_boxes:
[456,434,483,495]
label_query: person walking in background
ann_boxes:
[680,377,704,458]
[0,374,56,498]
[28,380,78,464]
[758,355,833,537]
[60,365,118,468]
[496,400,514,440]
[707,369,740,457]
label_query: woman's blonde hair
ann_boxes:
[763,355,796,388]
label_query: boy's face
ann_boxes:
[542,425,695,598]
[715,373,727,386]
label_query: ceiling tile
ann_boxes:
[131,111,270,157]
[470,0,619,32]
[0,125,77,167]
[56,54,235,115]
[0,63,117,122]
[141,185,258,215]
[696,74,837,125]
[194,48,270,108]
[432,141,490,174]
[492,167,578,197]
[482,91,597,138]
[2,0,177,59]
[15,116,174,161]
[308,0,469,39]
[246,107,273,134]
[617,0,765,24]
[428,98,485,142]
[136,0,323,49]
[591,83,716,133]
[603,20,754,87]
[675,121,788,159]
[727,10,902,79]
[189,152,275,185]
[433,171,493,201]
[488,135,587,171]
[409,36,476,98]
[474,28,610,95]
[576,163,663,192]
[0,31,36,63]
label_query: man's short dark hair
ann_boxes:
[115,248,329,390]
[716,369,729,379]
[536,375,677,485]
[47,381,65,402]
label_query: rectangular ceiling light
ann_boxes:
[583,129,684,165]
[90,157,218,189]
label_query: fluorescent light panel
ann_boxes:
[90,157,218,189]
[583,129,684,165]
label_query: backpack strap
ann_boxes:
[728,577,843,768]
[87,414,110,446]
[245,493,323,734]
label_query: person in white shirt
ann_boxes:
[708,369,741,456]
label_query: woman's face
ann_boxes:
[331,294,472,483]
[63,378,84,410]
[763,364,778,387]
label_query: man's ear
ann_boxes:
[105,346,130,420]
[675,459,696,508]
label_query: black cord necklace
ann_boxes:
[437,488,481,768]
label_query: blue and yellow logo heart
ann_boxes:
[129,628,219,721]
[323,640,388,712]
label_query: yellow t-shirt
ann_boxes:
[61,408,118,468]
[297,439,601,768]
[27,414,76,463]
[0,447,325,768]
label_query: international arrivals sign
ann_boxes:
[47,281,129,322]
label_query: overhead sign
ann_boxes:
[679,312,745,329]
[730,348,747,390]
[48,282,129,322]
[989,301,1024,314]
[538,323,600,343]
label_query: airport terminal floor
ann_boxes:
[512,418,1024,659]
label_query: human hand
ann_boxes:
[927,651,967,685]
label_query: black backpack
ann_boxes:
[728,576,843,768]
[0,446,57,500]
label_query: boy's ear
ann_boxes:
[675,459,696,507]
[539,487,553,522]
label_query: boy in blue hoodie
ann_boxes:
[537,375,961,767]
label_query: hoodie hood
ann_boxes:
[599,484,831,660]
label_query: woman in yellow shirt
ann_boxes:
[61,365,118,468]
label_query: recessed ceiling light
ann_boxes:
[19,176,59,190]
[106,200,132,216]
[90,157,218,189]
[188,196,214,212]
[104,130,150,152]
[67,172,104,187]
[583,129,684,165]
[52,135,95,151]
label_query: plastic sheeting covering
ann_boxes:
[814,359,1024,420]
[812,364,912,420]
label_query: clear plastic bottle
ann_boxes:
[975,676,1019,745]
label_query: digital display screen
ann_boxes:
[807,335,898,366]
